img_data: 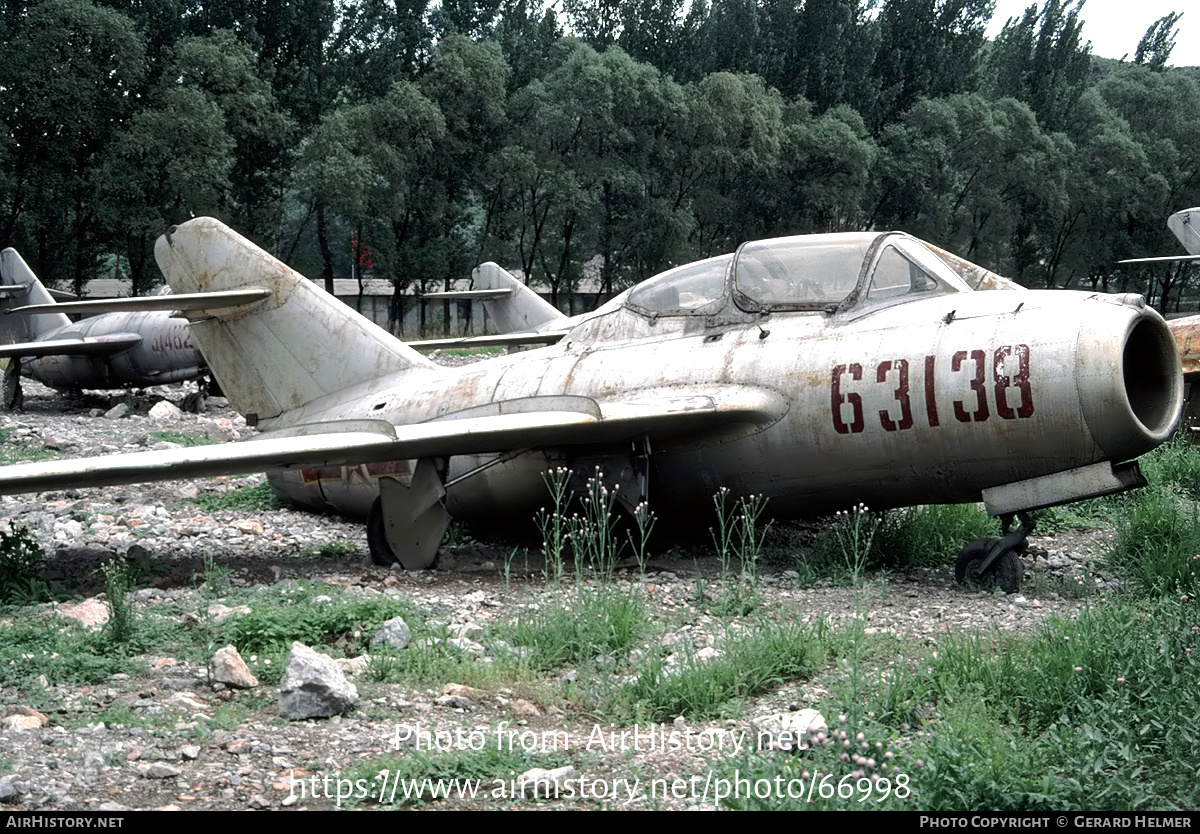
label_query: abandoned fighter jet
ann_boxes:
[0,248,265,410]
[0,218,1182,592]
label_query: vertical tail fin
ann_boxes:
[154,217,438,422]
[472,262,568,333]
[0,249,70,343]
[1168,208,1200,256]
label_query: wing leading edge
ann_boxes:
[0,387,787,495]
[6,288,272,316]
[0,334,142,359]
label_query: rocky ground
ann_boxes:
[0,378,1118,812]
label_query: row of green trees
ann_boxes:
[1,0,1198,326]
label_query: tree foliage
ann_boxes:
[1,0,1199,325]
[1136,12,1184,71]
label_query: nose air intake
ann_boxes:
[1082,310,1182,462]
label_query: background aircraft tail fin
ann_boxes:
[471,262,568,333]
[154,217,438,423]
[1168,208,1200,256]
[0,249,70,344]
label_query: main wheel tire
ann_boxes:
[367,499,400,567]
[955,537,1022,593]
[181,391,206,413]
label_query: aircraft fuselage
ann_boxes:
[266,286,1178,525]
[22,312,205,391]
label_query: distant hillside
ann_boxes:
[1091,54,1200,85]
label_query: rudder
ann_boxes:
[0,249,70,344]
[1168,209,1200,256]
[154,217,438,423]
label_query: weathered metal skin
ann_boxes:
[146,223,1175,526]
[25,312,204,390]
[0,219,1180,567]
[263,280,1179,522]
[0,248,206,394]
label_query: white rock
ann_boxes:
[278,642,358,720]
[148,401,184,421]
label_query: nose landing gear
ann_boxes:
[954,512,1033,594]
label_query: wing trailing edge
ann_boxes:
[0,386,786,495]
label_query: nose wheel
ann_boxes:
[954,512,1032,594]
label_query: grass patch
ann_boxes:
[1106,487,1200,595]
[100,558,135,645]
[146,430,215,447]
[365,634,546,692]
[605,620,830,722]
[220,587,416,677]
[726,595,1200,810]
[301,542,359,560]
[0,425,58,462]
[805,503,996,581]
[336,744,563,807]
[0,524,51,604]
[0,617,140,690]
[1141,432,1200,497]
[191,481,286,513]
[499,586,646,670]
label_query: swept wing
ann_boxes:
[6,288,271,316]
[0,334,142,359]
[0,387,786,495]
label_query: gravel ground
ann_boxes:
[0,378,1117,811]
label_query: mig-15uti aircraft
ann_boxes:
[0,247,267,410]
[0,218,1183,592]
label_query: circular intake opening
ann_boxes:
[1123,317,1182,437]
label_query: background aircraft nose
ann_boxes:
[1078,304,1182,462]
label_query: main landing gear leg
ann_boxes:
[3,361,23,412]
[954,511,1033,594]
[367,458,451,570]
[182,374,220,414]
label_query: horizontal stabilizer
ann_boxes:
[423,289,513,301]
[0,385,786,495]
[468,263,568,332]
[1118,254,1200,265]
[408,331,568,350]
[1168,208,1200,256]
[7,288,271,316]
[0,333,141,359]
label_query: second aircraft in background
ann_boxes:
[0,247,267,411]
